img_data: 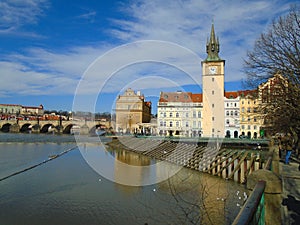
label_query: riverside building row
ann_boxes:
[0,104,44,119]
[116,23,283,139]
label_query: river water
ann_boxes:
[0,133,249,225]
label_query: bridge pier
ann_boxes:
[80,125,89,135]
[31,124,40,133]
[9,123,20,133]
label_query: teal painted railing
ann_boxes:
[232,180,266,225]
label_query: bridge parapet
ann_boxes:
[0,119,111,134]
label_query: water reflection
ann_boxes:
[0,134,249,225]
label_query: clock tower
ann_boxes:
[201,23,225,138]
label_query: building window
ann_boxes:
[186,122,189,127]
[163,121,166,127]
[227,103,229,107]
[248,125,251,130]
[170,112,173,117]
[163,112,166,117]
[226,119,229,124]
[254,117,257,122]
[176,112,179,118]
[234,111,238,116]
[160,121,163,126]
[186,112,189,117]
[176,121,179,127]
[241,107,245,112]
[234,103,237,107]
[248,117,251,122]
[226,111,229,116]
[198,111,201,118]
[242,125,245,129]
[193,111,196,118]
[247,107,251,113]
[212,128,215,133]
[170,121,173,127]
[230,111,233,116]
[254,125,257,130]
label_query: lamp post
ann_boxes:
[217,130,220,149]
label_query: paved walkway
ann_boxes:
[280,155,300,225]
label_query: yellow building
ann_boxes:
[115,88,151,134]
[239,90,262,138]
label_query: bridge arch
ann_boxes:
[63,124,80,134]
[1,123,11,132]
[20,123,32,133]
[90,124,107,135]
[40,124,56,133]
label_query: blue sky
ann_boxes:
[0,0,298,114]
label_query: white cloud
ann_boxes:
[110,0,294,83]
[0,0,49,34]
[0,0,297,101]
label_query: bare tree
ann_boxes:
[244,6,300,140]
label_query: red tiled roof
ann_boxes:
[0,104,22,107]
[159,92,202,103]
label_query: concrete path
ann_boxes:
[280,156,300,225]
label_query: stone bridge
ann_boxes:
[0,119,111,135]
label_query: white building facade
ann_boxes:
[157,91,203,137]
[224,92,240,138]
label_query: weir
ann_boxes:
[106,136,269,183]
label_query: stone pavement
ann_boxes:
[280,155,300,225]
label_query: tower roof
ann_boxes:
[205,23,222,61]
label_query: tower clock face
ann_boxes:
[209,66,217,74]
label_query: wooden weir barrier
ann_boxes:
[107,136,269,184]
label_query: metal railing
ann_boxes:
[232,180,266,225]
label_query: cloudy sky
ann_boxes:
[0,0,298,113]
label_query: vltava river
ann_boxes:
[0,133,248,225]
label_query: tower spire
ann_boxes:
[205,22,221,61]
